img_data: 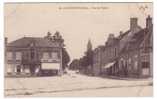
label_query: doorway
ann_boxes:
[16,65,21,73]
[142,62,150,76]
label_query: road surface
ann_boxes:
[5,71,153,97]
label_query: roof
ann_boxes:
[120,28,151,53]
[140,28,153,48]
[7,37,61,48]
[118,30,130,40]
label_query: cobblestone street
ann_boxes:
[5,71,153,97]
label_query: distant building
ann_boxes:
[93,45,105,76]
[93,33,119,76]
[5,31,65,76]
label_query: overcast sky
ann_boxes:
[4,3,153,60]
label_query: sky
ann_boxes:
[4,3,153,61]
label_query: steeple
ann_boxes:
[87,39,92,51]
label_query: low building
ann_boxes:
[5,31,65,76]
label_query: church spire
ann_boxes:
[87,39,92,51]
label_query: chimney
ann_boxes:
[119,31,123,36]
[146,15,152,29]
[109,33,114,39]
[130,17,138,30]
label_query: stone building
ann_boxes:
[101,34,119,76]
[93,33,120,76]
[118,15,153,77]
[92,15,153,78]
[5,31,65,76]
[93,45,105,76]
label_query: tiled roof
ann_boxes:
[118,30,130,40]
[7,37,61,48]
[121,28,150,53]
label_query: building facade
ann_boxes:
[93,45,105,76]
[93,15,153,78]
[5,31,64,76]
[101,34,119,76]
[117,16,153,78]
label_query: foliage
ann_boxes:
[62,48,70,70]
[69,59,79,70]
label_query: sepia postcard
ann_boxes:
[4,2,153,97]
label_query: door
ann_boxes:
[142,62,150,76]
[16,65,21,73]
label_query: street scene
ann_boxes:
[4,3,153,97]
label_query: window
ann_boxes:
[31,51,35,59]
[134,61,138,70]
[128,58,131,64]
[7,52,13,60]
[142,62,150,68]
[115,48,116,57]
[51,52,58,59]
[15,52,22,60]
[48,52,51,58]
[43,52,49,59]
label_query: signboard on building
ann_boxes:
[41,63,60,70]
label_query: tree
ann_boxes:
[86,50,93,66]
[62,48,70,70]
[69,59,79,70]
[78,39,94,74]
[86,39,93,66]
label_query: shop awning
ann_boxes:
[103,62,115,69]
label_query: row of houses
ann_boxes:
[5,31,68,76]
[93,15,153,78]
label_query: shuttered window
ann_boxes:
[15,52,22,60]
[51,52,58,59]
[7,52,13,60]
[43,52,49,59]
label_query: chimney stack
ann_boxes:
[108,33,115,39]
[130,17,138,31]
[146,15,152,29]
[119,31,123,36]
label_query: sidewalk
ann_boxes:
[100,75,153,81]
